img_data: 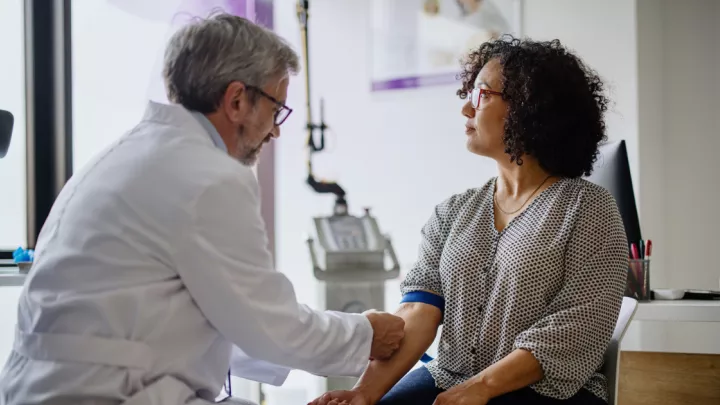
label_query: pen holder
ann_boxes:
[625,259,650,302]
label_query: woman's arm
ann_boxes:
[354,301,443,403]
[351,198,454,402]
[471,349,543,397]
[433,349,543,404]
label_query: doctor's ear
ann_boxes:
[221,81,249,122]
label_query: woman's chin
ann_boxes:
[466,136,489,156]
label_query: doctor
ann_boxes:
[0,13,405,405]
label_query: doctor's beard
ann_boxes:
[235,123,271,166]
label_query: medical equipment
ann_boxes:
[296,0,347,215]
[296,0,401,391]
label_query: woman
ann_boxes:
[311,36,628,405]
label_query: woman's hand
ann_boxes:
[431,380,491,405]
[308,390,371,405]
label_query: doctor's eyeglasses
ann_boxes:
[246,85,293,126]
[470,87,503,109]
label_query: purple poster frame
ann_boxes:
[371,72,459,92]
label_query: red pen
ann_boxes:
[646,240,652,259]
[630,243,640,260]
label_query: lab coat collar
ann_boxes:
[142,100,199,129]
[189,111,228,153]
[141,101,226,153]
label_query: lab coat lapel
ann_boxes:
[229,345,291,386]
[141,101,214,147]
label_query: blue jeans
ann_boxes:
[377,367,606,405]
[377,366,443,405]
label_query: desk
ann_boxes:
[0,271,23,367]
[635,299,720,323]
[618,300,720,405]
[0,269,25,287]
[0,268,23,283]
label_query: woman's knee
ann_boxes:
[376,367,443,405]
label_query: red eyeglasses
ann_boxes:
[470,88,502,109]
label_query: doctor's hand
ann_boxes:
[363,310,405,360]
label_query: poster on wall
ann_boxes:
[370,0,522,92]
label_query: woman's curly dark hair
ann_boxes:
[457,35,609,178]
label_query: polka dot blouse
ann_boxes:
[400,177,629,401]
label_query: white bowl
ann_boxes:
[16,261,32,274]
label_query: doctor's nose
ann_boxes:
[270,125,280,139]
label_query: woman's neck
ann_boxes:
[495,157,552,198]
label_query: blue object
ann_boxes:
[12,247,34,263]
[376,365,605,405]
[400,291,445,313]
[376,367,443,405]
[420,353,434,363]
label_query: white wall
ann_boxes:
[523,0,639,190]
[71,1,180,170]
[636,0,719,291]
[657,0,719,290]
[636,0,667,289]
[272,0,639,400]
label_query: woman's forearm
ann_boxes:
[353,302,442,404]
[468,348,544,399]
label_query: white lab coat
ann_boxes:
[0,101,373,405]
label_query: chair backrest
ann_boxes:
[601,297,638,405]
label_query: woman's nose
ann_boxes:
[461,100,475,118]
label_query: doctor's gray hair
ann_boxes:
[163,13,299,113]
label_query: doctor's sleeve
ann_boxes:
[399,197,453,316]
[175,172,372,378]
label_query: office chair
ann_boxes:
[601,297,638,405]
